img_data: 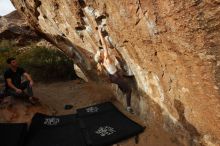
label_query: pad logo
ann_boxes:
[86,106,99,113]
[95,126,116,137]
[44,118,60,126]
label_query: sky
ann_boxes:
[0,0,16,16]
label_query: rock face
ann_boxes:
[0,10,40,45]
[11,0,220,145]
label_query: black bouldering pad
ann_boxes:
[0,123,27,146]
[77,102,116,118]
[25,113,86,146]
[77,102,145,146]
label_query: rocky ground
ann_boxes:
[0,80,179,146]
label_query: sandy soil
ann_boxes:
[0,80,179,146]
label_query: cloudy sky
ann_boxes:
[0,0,16,16]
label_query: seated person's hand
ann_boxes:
[15,88,22,94]
[30,81,34,87]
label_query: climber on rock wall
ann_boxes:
[94,26,134,114]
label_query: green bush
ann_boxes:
[17,47,75,82]
[0,40,17,50]
[0,43,76,82]
[0,40,18,74]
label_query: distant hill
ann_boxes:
[0,10,40,46]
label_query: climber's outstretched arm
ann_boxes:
[97,27,109,59]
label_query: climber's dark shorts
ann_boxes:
[109,73,131,94]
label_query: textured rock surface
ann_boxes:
[11,0,220,145]
[0,10,40,45]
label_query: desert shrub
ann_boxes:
[0,43,76,82]
[0,40,16,50]
[0,40,18,74]
[17,46,75,82]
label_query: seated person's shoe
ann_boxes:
[1,97,11,104]
[29,96,40,105]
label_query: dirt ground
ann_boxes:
[0,80,179,146]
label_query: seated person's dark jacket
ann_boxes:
[4,67,25,91]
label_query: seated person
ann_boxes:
[4,57,39,104]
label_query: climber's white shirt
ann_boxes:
[94,49,120,75]
[94,50,102,63]
[103,56,119,75]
